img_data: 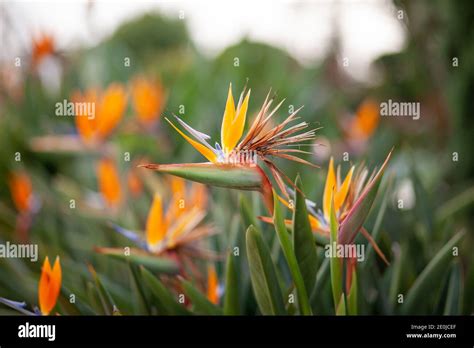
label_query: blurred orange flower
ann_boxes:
[97,158,122,207]
[73,83,127,143]
[131,76,166,125]
[38,256,62,316]
[144,178,210,253]
[8,171,33,213]
[207,265,219,304]
[127,168,143,197]
[32,33,54,67]
[347,99,380,141]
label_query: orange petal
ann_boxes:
[97,83,127,139]
[190,183,208,210]
[351,99,379,140]
[277,194,292,209]
[38,256,61,315]
[165,118,218,163]
[207,265,219,304]
[97,158,122,207]
[131,77,165,124]
[146,193,167,249]
[8,171,33,213]
[308,214,321,231]
[166,209,202,248]
[127,169,143,197]
[335,166,354,212]
[220,84,236,153]
[171,176,186,201]
[226,90,250,153]
[32,34,54,67]
[323,157,336,221]
[73,89,98,143]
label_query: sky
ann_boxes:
[1,0,406,81]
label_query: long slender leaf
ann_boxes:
[140,266,189,315]
[292,175,318,297]
[182,280,223,315]
[95,247,179,274]
[224,253,240,315]
[88,265,119,315]
[246,225,286,315]
[402,231,465,314]
[273,190,312,315]
[443,262,463,315]
[128,263,150,315]
[347,268,358,315]
[329,193,343,314]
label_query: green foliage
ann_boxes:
[246,225,286,315]
[292,176,318,297]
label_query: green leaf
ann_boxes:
[443,262,463,315]
[389,243,406,311]
[59,286,96,315]
[128,263,150,315]
[273,190,312,315]
[338,150,391,244]
[246,225,286,315]
[362,179,391,267]
[347,267,358,315]
[292,175,318,298]
[310,257,329,307]
[89,266,119,315]
[463,254,474,314]
[329,193,343,314]
[240,194,259,229]
[140,266,190,315]
[140,162,266,191]
[224,253,240,315]
[95,247,179,274]
[436,185,474,223]
[181,280,223,315]
[402,231,465,314]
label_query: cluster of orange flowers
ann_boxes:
[72,77,166,208]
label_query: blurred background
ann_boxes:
[0,0,473,315]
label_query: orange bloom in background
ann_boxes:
[38,256,62,316]
[131,76,166,125]
[347,99,380,141]
[145,178,209,252]
[74,83,127,143]
[207,265,219,304]
[31,33,54,67]
[146,193,166,247]
[127,168,143,197]
[8,171,33,213]
[97,158,122,207]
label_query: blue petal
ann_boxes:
[110,223,147,249]
[0,297,37,316]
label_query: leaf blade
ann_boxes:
[292,175,318,297]
[246,225,286,315]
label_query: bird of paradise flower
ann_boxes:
[140,83,318,212]
[260,151,392,265]
[0,256,62,316]
[97,178,215,270]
